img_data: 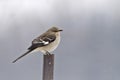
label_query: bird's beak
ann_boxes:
[58,29,63,32]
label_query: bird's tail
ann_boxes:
[12,50,32,63]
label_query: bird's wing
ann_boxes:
[28,34,56,50]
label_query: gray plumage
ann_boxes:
[12,27,62,63]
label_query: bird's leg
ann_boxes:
[45,51,51,55]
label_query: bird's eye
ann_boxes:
[52,30,58,32]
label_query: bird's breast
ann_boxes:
[38,32,60,54]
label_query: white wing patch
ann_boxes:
[42,41,49,45]
[38,39,49,45]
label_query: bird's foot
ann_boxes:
[45,51,51,55]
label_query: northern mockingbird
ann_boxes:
[12,27,62,63]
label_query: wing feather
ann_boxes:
[28,34,56,50]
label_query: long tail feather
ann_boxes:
[12,50,32,63]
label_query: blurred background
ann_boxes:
[0,0,120,80]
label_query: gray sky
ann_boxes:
[0,0,120,80]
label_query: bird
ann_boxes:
[12,27,63,63]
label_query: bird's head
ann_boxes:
[48,27,63,32]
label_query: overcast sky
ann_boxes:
[0,0,120,80]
